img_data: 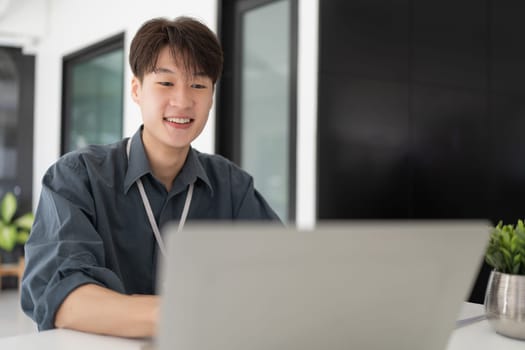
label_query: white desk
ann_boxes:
[0,328,148,349]
[0,303,523,349]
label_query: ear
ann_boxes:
[208,84,216,109]
[131,76,141,103]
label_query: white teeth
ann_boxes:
[165,117,191,124]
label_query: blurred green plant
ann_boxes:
[0,192,34,252]
[485,220,525,275]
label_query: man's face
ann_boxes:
[131,46,213,154]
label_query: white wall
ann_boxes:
[0,0,47,51]
[0,0,318,227]
[296,0,318,229]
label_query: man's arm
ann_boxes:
[233,175,282,221]
[21,155,154,333]
[55,284,159,337]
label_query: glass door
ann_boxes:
[218,0,297,222]
[0,47,34,215]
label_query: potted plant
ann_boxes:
[484,219,525,340]
[0,192,34,264]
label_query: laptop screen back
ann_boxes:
[157,221,489,350]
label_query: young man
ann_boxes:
[21,17,280,338]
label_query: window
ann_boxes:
[61,34,124,154]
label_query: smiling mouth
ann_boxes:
[164,117,193,125]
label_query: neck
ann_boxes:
[141,132,189,192]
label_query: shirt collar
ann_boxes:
[123,126,214,196]
[175,146,214,196]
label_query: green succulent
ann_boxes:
[0,192,34,252]
[485,220,525,275]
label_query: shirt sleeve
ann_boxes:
[20,156,125,331]
[230,167,282,222]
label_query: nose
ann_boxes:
[169,85,193,109]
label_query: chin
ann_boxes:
[164,138,192,150]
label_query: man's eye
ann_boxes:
[191,84,207,89]
[158,82,173,87]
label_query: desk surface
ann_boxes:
[1,303,523,349]
[0,328,148,349]
[448,303,524,349]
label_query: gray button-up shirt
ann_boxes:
[21,127,280,331]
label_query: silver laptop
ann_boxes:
[156,221,489,350]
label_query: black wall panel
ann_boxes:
[412,0,488,89]
[412,86,489,219]
[318,75,411,219]
[487,94,525,223]
[491,0,525,94]
[320,0,410,80]
[318,0,525,304]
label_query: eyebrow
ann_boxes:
[153,67,208,77]
[153,67,175,75]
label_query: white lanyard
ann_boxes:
[126,139,194,257]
